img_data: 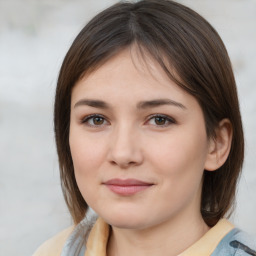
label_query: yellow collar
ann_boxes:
[178,219,234,256]
[85,218,234,256]
[85,217,109,256]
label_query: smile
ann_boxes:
[103,179,154,196]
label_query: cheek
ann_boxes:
[70,140,105,209]
[148,132,208,173]
[146,126,209,196]
[146,133,207,214]
[69,130,107,193]
[70,126,106,166]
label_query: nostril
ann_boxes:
[107,136,143,168]
[109,159,138,168]
[110,160,118,166]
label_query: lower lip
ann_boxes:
[105,184,152,196]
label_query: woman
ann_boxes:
[33,0,256,255]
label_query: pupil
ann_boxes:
[155,117,166,125]
[93,117,103,125]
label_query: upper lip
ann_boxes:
[103,179,153,186]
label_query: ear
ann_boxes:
[204,119,233,171]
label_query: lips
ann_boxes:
[103,179,153,196]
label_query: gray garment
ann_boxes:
[61,218,256,256]
[211,228,256,256]
[61,216,96,256]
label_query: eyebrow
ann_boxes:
[74,98,186,110]
[136,99,186,110]
[74,99,109,109]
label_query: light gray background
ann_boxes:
[0,0,255,255]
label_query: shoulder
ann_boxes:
[212,228,256,256]
[32,226,74,256]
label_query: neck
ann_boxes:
[107,212,209,256]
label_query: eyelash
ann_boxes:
[81,114,109,127]
[146,114,176,127]
[81,114,176,128]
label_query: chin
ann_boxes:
[101,211,149,230]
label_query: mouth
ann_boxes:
[103,179,154,196]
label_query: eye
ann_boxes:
[81,114,109,127]
[147,114,176,127]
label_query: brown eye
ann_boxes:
[93,117,104,125]
[82,115,108,127]
[147,114,176,127]
[155,116,167,125]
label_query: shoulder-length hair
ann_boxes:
[54,0,244,226]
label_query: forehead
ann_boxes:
[70,48,201,114]
[73,49,180,95]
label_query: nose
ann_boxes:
[107,125,143,169]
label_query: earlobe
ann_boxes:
[204,119,233,171]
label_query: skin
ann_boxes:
[69,49,231,256]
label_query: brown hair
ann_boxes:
[54,0,244,226]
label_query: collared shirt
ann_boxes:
[33,218,256,256]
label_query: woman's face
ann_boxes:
[69,49,211,230]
